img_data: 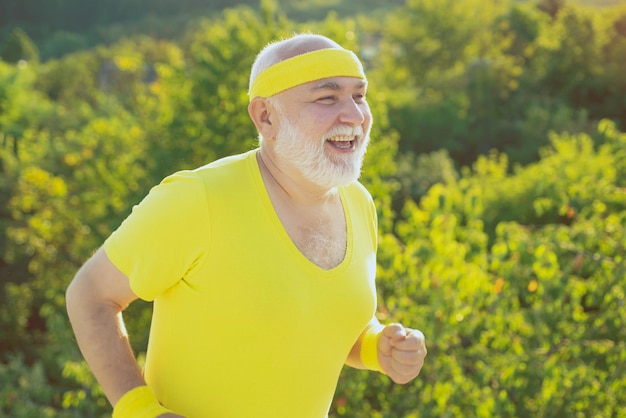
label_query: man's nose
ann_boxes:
[338,98,366,126]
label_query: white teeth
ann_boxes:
[331,138,354,149]
[327,136,355,142]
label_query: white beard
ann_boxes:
[273,114,370,190]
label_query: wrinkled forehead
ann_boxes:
[248,48,366,101]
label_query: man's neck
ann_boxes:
[256,148,338,207]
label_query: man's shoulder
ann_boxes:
[195,149,257,173]
[343,180,373,201]
[176,149,259,197]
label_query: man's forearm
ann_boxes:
[67,287,145,405]
[66,257,146,406]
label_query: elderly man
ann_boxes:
[66,33,426,418]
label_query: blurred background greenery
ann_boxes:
[1,0,625,416]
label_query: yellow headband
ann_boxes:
[248,48,366,101]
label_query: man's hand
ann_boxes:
[378,323,427,384]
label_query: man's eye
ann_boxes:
[317,96,336,103]
[352,93,366,104]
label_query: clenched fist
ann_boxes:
[378,323,427,384]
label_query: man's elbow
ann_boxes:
[65,267,91,319]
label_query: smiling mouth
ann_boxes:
[327,136,357,150]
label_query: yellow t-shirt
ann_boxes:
[104,149,378,417]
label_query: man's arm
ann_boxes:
[347,317,427,384]
[65,247,146,405]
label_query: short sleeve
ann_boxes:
[104,170,210,301]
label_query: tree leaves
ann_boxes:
[1,1,625,417]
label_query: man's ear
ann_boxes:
[248,97,277,141]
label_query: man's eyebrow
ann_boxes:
[310,80,367,91]
[311,81,341,91]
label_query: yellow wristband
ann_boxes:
[360,323,384,372]
[112,386,174,418]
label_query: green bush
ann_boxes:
[1,2,626,416]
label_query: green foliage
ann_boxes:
[392,149,459,217]
[1,1,626,417]
[1,356,58,417]
[536,0,567,18]
[374,0,626,165]
[0,28,39,64]
[147,5,285,179]
[331,120,626,417]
